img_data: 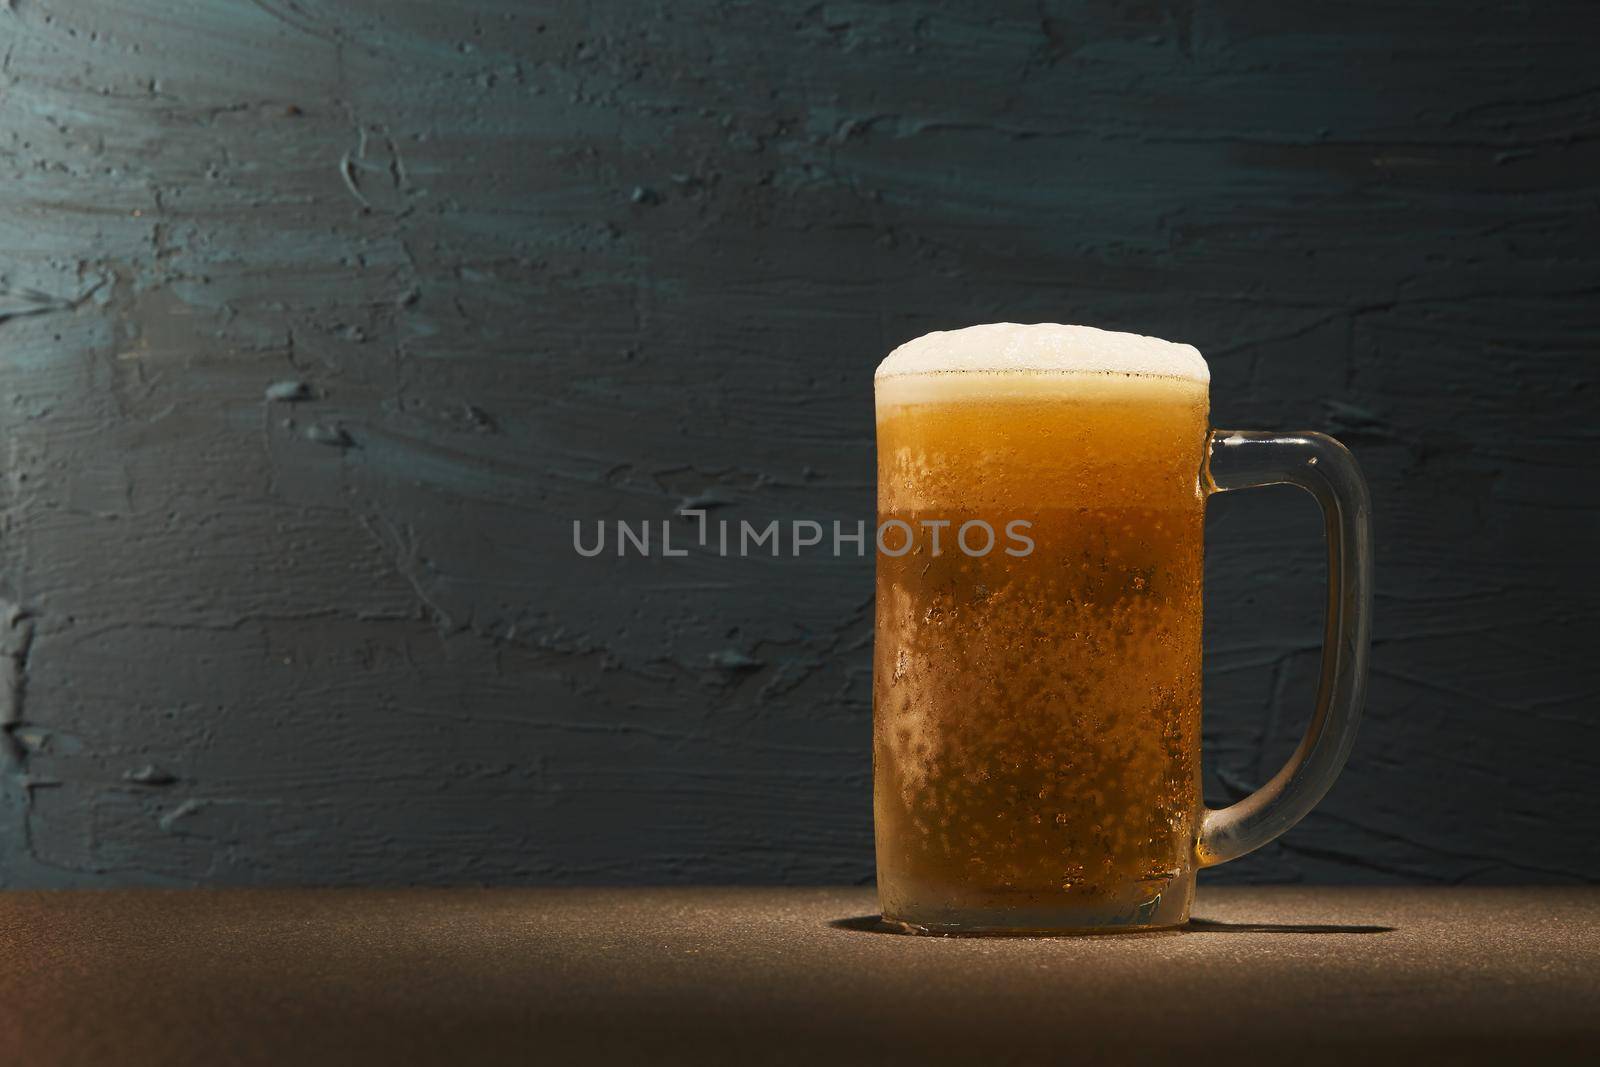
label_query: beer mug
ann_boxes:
[873,323,1372,934]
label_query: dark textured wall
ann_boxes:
[1,0,1595,887]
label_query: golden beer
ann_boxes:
[874,324,1210,933]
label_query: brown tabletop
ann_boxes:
[1,886,1596,1065]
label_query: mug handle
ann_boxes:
[1196,430,1374,866]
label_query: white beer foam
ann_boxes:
[876,322,1209,383]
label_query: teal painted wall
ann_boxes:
[1,0,1595,885]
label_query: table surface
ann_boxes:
[1,886,1596,1065]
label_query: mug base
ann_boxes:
[879,914,1187,937]
[878,877,1193,936]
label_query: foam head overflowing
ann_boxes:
[877,323,1208,382]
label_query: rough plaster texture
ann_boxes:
[0,1,1595,886]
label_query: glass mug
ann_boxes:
[872,324,1372,934]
